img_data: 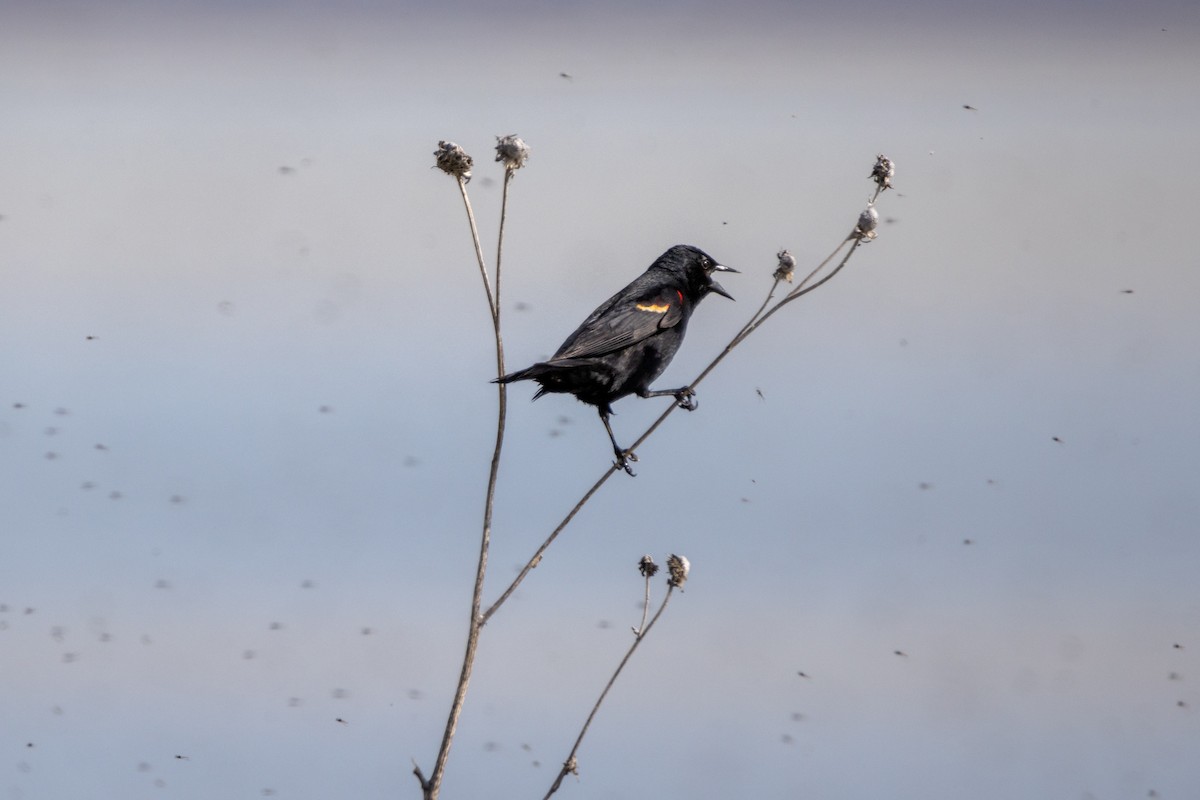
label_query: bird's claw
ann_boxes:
[675,388,697,412]
[615,450,639,476]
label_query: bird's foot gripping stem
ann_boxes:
[614,449,639,477]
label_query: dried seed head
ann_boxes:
[774,249,796,283]
[666,554,690,589]
[434,140,473,182]
[856,202,879,240]
[870,154,895,191]
[638,555,660,578]
[494,134,530,171]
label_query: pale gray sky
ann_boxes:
[3,1,1199,798]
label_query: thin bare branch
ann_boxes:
[458,176,498,323]
[636,573,651,635]
[422,167,512,800]
[543,585,678,799]
[480,465,618,625]
[495,169,515,316]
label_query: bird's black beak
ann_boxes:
[708,263,737,300]
[708,279,734,300]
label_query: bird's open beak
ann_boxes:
[709,263,737,300]
[709,279,734,300]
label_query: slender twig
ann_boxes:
[480,464,618,625]
[458,177,498,323]
[495,169,514,317]
[543,586,677,799]
[737,275,782,339]
[422,169,512,800]
[635,572,651,636]
[732,235,862,348]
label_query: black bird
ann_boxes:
[496,244,737,474]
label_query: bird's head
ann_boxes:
[661,244,738,301]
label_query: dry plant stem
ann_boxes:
[735,276,783,342]
[480,465,618,625]
[636,574,651,635]
[481,233,867,626]
[420,174,511,800]
[494,170,515,314]
[458,176,499,323]
[543,587,677,800]
[736,235,862,344]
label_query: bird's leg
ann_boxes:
[599,408,638,476]
[639,385,697,412]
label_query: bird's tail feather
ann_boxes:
[493,366,535,385]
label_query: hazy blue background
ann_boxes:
[3,1,1198,798]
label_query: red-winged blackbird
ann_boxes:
[496,244,737,474]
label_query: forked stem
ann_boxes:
[543,586,677,799]
[420,170,513,800]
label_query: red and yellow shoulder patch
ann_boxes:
[636,290,683,314]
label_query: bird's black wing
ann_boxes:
[550,284,685,361]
